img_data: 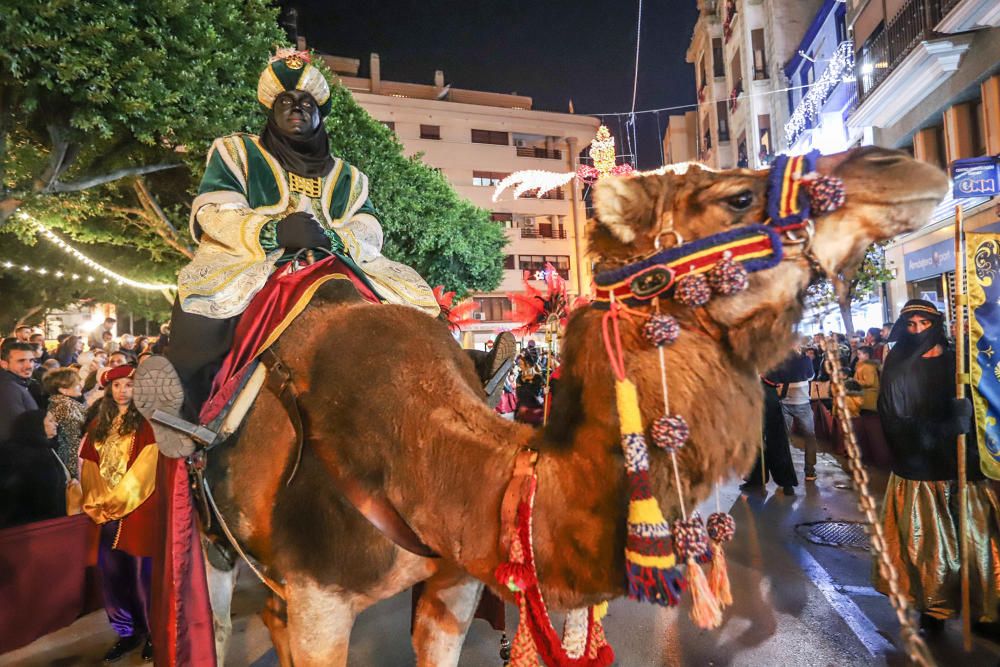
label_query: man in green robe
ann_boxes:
[136,51,513,455]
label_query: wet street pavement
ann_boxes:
[5,439,1000,666]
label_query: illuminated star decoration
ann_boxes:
[492,125,635,202]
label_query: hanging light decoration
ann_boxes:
[17,211,176,291]
[784,42,855,146]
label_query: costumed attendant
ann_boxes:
[80,364,159,663]
[875,300,1000,637]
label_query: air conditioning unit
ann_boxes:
[472,312,486,320]
[514,139,527,147]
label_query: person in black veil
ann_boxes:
[874,299,1000,637]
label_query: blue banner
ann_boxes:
[952,157,1000,199]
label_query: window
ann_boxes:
[473,170,509,186]
[519,255,571,279]
[712,39,725,78]
[716,101,730,142]
[757,114,772,165]
[473,296,512,321]
[751,29,768,80]
[491,212,514,229]
[730,49,743,92]
[381,121,395,131]
[503,255,516,269]
[698,56,707,89]
[520,187,564,200]
[420,124,441,140]
[471,129,510,145]
[737,134,748,169]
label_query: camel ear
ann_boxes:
[593,174,671,246]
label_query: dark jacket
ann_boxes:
[767,352,815,385]
[878,352,980,481]
[0,410,65,529]
[0,370,39,443]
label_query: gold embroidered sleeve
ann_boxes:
[81,446,158,523]
[177,203,285,318]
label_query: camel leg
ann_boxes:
[202,539,239,666]
[261,593,293,667]
[284,578,357,667]
[412,570,484,667]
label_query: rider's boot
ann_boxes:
[133,356,196,458]
[468,332,517,409]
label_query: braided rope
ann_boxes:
[818,336,935,667]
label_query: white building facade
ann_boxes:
[687,0,824,169]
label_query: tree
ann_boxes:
[0,235,173,332]
[0,3,504,317]
[806,241,894,334]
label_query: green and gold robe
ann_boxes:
[178,133,438,319]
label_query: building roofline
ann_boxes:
[351,90,601,129]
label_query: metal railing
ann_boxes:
[855,0,949,102]
[520,228,568,240]
[516,146,563,160]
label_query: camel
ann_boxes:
[201,146,949,666]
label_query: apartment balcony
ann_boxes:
[849,0,973,128]
[935,0,1000,32]
[520,227,568,240]
[515,146,563,160]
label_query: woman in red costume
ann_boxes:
[80,364,159,663]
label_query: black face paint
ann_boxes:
[259,90,335,178]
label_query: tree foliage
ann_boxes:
[0,1,504,326]
[806,241,894,333]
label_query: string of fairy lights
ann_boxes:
[5,211,176,292]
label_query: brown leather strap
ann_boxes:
[261,349,305,486]
[500,448,539,555]
[260,348,438,558]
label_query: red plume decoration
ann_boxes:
[507,264,587,335]
[433,285,481,332]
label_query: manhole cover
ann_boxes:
[797,521,870,550]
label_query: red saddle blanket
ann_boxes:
[198,255,380,424]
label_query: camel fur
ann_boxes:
[202,147,949,666]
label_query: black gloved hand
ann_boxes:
[950,397,974,434]
[276,212,331,250]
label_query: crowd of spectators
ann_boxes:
[0,319,161,529]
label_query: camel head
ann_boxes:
[590,147,949,370]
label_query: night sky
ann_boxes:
[282,0,699,170]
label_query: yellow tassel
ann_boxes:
[686,555,722,629]
[709,542,733,609]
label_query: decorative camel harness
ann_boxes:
[491,151,848,666]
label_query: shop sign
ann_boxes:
[904,238,954,281]
[904,220,1000,282]
[952,157,1000,199]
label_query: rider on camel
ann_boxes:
[135,50,514,453]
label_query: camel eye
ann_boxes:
[725,191,754,211]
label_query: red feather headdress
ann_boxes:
[507,264,588,335]
[433,285,481,332]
